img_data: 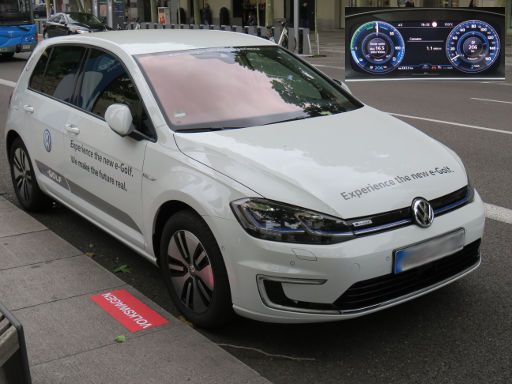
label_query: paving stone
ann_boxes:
[0,230,81,270]
[13,286,172,366]
[30,324,270,384]
[0,256,124,310]
[0,198,46,238]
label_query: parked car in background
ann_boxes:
[32,3,47,19]
[43,12,109,38]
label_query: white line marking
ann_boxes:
[0,79,16,88]
[313,64,345,70]
[485,203,512,225]
[470,98,512,105]
[389,112,512,136]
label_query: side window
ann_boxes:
[29,49,50,92]
[79,49,154,138]
[41,45,85,103]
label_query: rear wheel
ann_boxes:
[9,137,50,211]
[159,210,233,328]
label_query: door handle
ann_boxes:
[23,105,34,113]
[65,123,80,135]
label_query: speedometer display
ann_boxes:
[345,8,505,80]
[350,21,405,74]
[446,20,500,73]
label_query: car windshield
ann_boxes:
[67,13,102,25]
[0,0,32,25]
[136,46,362,131]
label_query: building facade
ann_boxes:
[57,0,511,34]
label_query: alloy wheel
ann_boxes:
[167,230,215,314]
[12,147,33,203]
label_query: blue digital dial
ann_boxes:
[350,21,405,75]
[446,20,500,73]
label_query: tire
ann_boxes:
[0,52,15,59]
[9,137,51,211]
[159,210,234,328]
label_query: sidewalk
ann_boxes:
[0,196,270,384]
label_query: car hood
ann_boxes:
[174,106,468,218]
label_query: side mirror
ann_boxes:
[105,104,134,137]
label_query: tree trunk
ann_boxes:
[193,0,200,24]
[265,0,274,27]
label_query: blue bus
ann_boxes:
[0,0,38,59]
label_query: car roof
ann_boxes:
[49,30,275,56]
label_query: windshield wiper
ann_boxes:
[175,127,226,133]
[263,116,309,126]
[175,126,245,133]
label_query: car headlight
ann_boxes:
[76,29,90,34]
[230,198,354,244]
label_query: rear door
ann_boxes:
[21,45,87,200]
[61,47,154,249]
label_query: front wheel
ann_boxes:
[9,137,50,211]
[159,211,233,328]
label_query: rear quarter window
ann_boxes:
[29,48,50,92]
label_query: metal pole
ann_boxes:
[256,0,260,26]
[178,0,181,26]
[294,0,299,52]
[315,0,319,55]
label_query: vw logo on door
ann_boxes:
[411,197,434,228]
[43,129,52,152]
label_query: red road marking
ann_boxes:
[91,289,168,332]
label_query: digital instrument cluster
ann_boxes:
[345,8,505,80]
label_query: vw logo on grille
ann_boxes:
[43,129,52,152]
[411,197,434,228]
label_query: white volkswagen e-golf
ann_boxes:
[5,30,485,328]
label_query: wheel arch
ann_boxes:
[6,130,22,163]
[152,200,203,262]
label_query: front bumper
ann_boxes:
[204,191,485,323]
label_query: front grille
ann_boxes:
[334,239,481,312]
[347,185,472,236]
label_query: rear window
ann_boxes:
[136,46,361,131]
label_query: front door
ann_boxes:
[62,48,154,249]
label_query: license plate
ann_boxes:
[393,229,465,274]
[22,45,32,50]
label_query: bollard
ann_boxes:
[244,26,257,36]
[298,28,312,56]
[0,302,31,384]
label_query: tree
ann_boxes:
[265,0,274,27]
[193,0,200,24]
